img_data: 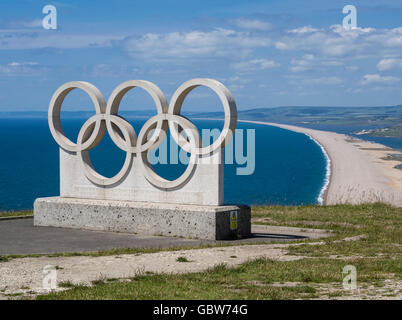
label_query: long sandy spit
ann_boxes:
[239,120,402,207]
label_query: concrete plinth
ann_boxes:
[34,197,251,240]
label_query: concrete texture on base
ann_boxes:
[34,197,251,240]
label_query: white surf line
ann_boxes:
[193,117,332,205]
[236,120,331,205]
[305,134,331,205]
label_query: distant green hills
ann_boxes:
[193,105,402,126]
[193,106,402,136]
[1,106,401,136]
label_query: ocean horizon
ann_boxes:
[0,118,328,211]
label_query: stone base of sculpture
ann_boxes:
[34,197,251,240]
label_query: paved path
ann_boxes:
[0,218,326,255]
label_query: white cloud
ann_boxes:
[377,58,402,71]
[289,54,343,72]
[123,29,271,61]
[360,74,400,85]
[222,76,251,83]
[330,24,375,37]
[232,18,272,30]
[290,54,314,72]
[287,26,318,34]
[0,61,41,76]
[367,27,402,48]
[231,59,279,71]
[276,24,402,58]
[8,61,38,67]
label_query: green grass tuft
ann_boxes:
[176,256,191,263]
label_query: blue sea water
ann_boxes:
[0,118,327,211]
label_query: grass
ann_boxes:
[58,281,75,288]
[37,258,399,300]
[176,256,191,263]
[34,203,401,300]
[0,243,256,263]
[368,125,402,138]
[256,203,401,258]
[0,210,33,218]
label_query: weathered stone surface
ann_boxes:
[48,79,237,206]
[35,79,249,240]
[60,148,224,206]
[34,197,251,240]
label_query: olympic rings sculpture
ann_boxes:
[48,79,237,189]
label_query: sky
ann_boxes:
[1,0,402,111]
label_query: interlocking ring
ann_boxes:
[48,78,237,189]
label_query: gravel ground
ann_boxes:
[0,243,302,298]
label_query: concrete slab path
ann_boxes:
[0,218,328,255]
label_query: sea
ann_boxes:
[0,118,329,211]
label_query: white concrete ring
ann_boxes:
[105,80,169,153]
[77,114,133,186]
[138,114,200,189]
[48,81,107,152]
[168,78,237,156]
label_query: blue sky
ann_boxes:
[1,0,402,111]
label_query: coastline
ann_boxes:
[305,134,331,205]
[237,120,332,204]
[238,120,402,207]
